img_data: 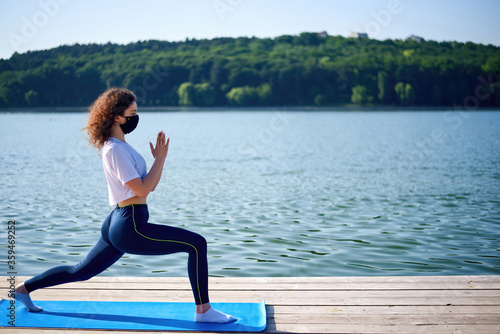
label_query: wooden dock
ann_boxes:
[2,275,499,333]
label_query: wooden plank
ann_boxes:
[268,324,500,334]
[17,288,500,299]
[6,275,500,284]
[4,275,499,290]
[271,314,500,325]
[270,305,500,315]
[10,281,500,291]
[87,275,499,283]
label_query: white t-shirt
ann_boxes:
[102,137,147,205]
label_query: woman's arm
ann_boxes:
[125,131,169,198]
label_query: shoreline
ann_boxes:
[2,105,500,113]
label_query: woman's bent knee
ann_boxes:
[193,233,207,253]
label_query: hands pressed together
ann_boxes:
[149,131,170,161]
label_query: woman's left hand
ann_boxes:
[149,131,169,161]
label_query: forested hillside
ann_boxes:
[1,32,499,108]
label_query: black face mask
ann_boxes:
[120,115,139,134]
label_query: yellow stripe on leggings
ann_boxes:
[131,204,203,304]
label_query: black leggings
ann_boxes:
[24,204,209,305]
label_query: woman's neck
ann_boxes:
[110,123,126,142]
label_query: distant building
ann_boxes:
[317,31,328,38]
[349,32,368,39]
[407,34,424,43]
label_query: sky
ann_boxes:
[1,0,499,60]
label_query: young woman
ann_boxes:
[14,87,235,324]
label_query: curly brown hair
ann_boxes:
[84,87,136,152]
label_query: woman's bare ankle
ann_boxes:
[196,302,211,314]
[15,283,28,294]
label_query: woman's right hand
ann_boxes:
[149,131,169,161]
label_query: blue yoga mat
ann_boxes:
[1,299,266,332]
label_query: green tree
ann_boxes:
[482,56,500,73]
[25,90,39,106]
[394,82,415,106]
[314,94,326,106]
[351,85,373,104]
[194,83,216,106]
[226,84,272,106]
[377,71,389,103]
[178,82,217,106]
[0,86,17,106]
[226,86,258,106]
[256,83,272,105]
[178,82,195,106]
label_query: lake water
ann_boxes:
[1,110,499,278]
